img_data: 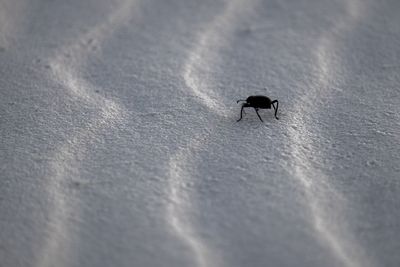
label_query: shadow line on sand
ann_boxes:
[37,1,135,266]
[286,1,373,266]
[167,0,260,266]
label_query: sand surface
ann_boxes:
[1,0,400,266]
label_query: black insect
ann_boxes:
[237,95,279,122]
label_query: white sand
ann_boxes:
[1,0,400,266]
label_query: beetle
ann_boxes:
[237,95,279,122]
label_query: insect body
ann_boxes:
[237,95,279,122]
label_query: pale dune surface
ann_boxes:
[1,0,400,267]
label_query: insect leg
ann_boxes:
[254,108,264,122]
[237,104,246,122]
[272,100,279,120]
